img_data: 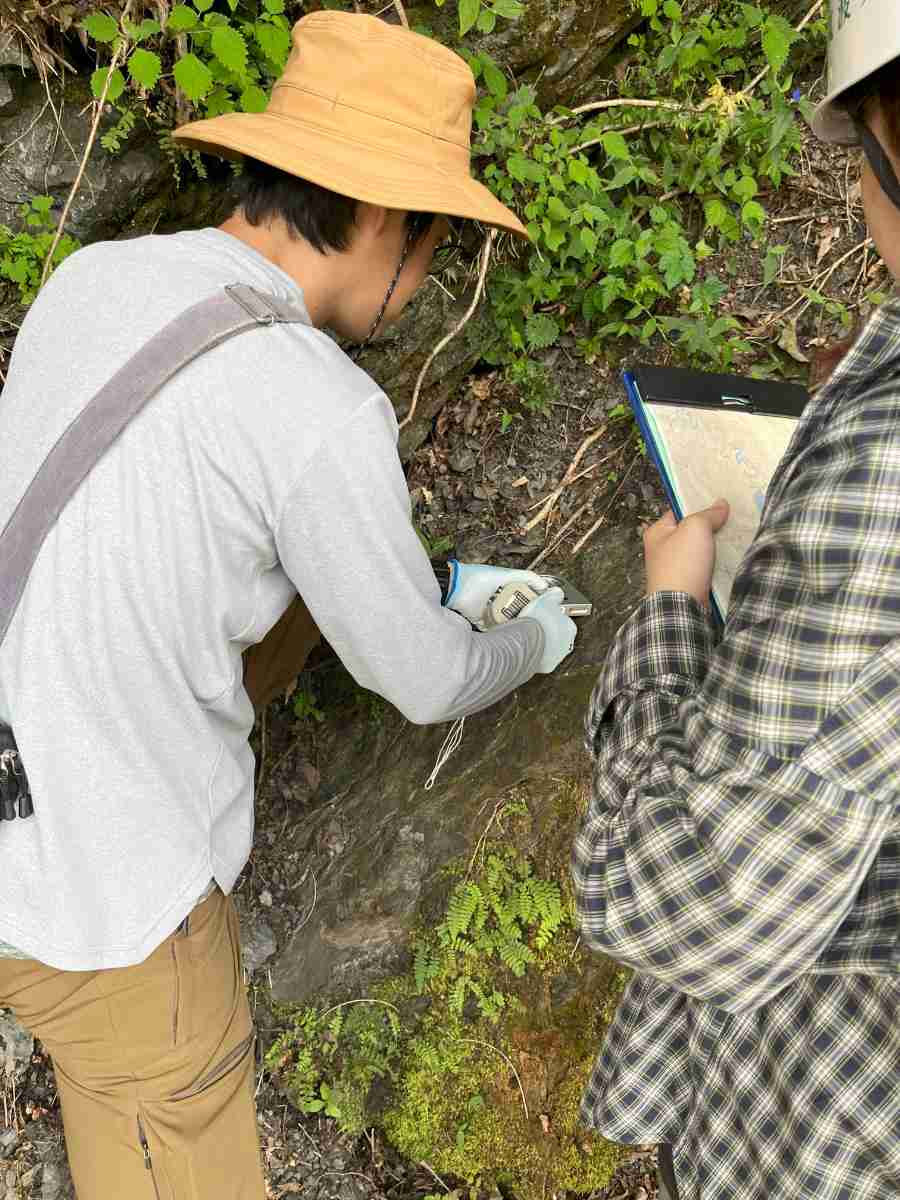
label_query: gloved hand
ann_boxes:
[444,560,549,628]
[517,586,577,673]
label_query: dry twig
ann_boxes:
[527,496,595,571]
[568,455,641,560]
[391,0,410,28]
[523,425,607,532]
[400,230,496,432]
[40,5,134,288]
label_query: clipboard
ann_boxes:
[623,365,809,622]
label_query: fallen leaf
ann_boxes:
[777,318,809,363]
[469,375,494,401]
[511,475,529,488]
[816,223,839,264]
[300,760,320,792]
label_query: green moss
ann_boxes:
[268,782,628,1197]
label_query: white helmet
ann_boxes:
[811,0,900,144]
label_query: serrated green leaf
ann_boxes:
[605,163,636,189]
[525,313,560,349]
[601,131,630,161]
[255,22,291,65]
[704,197,729,229]
[263,0,285,11]
[547,196,569,221]
[205,86,235,117]
[459,0,480,36]
[128,48,161,90]
[211,25,247,73]
[477,8,496,32]
[166,5,197,32]
[566,158,585,187]
[761,14,795,75]
[741,199,766,229]
[609,238,634,269]
[193,0,214,11]
[662,0,681,19]
[482,58,507,100]
[126,17,161,41]
[733,175,757,201]
[240,84,268,113]
[90,65,125,102]
[580,226,598,256]
[82,11,118,42]
[507,153,544,184]
[173,53,213,101]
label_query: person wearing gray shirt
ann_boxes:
[0,12,576,1198]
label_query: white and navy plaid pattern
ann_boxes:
[572,295,900,1199]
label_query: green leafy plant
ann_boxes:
[0,196,80,304]
[434,0,524,38]
[414,849,567,1021]
[82,0,293,174]
[460,1,822,373]
[292,684,325,723]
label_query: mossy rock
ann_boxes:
[267,772,634,1199]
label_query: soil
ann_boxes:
[0,114,881,1200]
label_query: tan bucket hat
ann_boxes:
[173,11,528,239]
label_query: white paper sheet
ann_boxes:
[644,403,797,613]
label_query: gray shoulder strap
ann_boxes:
[0,283,309,645]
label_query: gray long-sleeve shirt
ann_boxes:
[0,228,542,969]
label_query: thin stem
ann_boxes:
[400,230,496,432]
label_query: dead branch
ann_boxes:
[567,455,641,560]
[399,230,496,432]
[40,5,134,288]
[523,425,607,532]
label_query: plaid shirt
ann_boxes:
[572,296,900,1200]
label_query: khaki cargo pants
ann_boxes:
[0,597,319,1199]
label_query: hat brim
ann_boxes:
[810,93,860,146]
[173,111,530,240]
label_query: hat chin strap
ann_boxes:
[350,225,417,362]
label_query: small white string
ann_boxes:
[424,717,465,790]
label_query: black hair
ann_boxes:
[231,157,435,253]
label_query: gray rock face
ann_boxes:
[237,906,277,975]
[271,529,644,1004]
[0,1011,33,1085]
[0,70,170,245]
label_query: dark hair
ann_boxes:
[231,157,435,253]
[838,56,900,153]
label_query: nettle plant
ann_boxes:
[466,0,824,370]
[0,196,80,306]
[82,0,291,132]
[77,0,823,374]
[433,0,524,37]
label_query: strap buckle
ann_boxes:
[224,284,279,326]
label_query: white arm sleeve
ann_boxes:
[275,394,543,724]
